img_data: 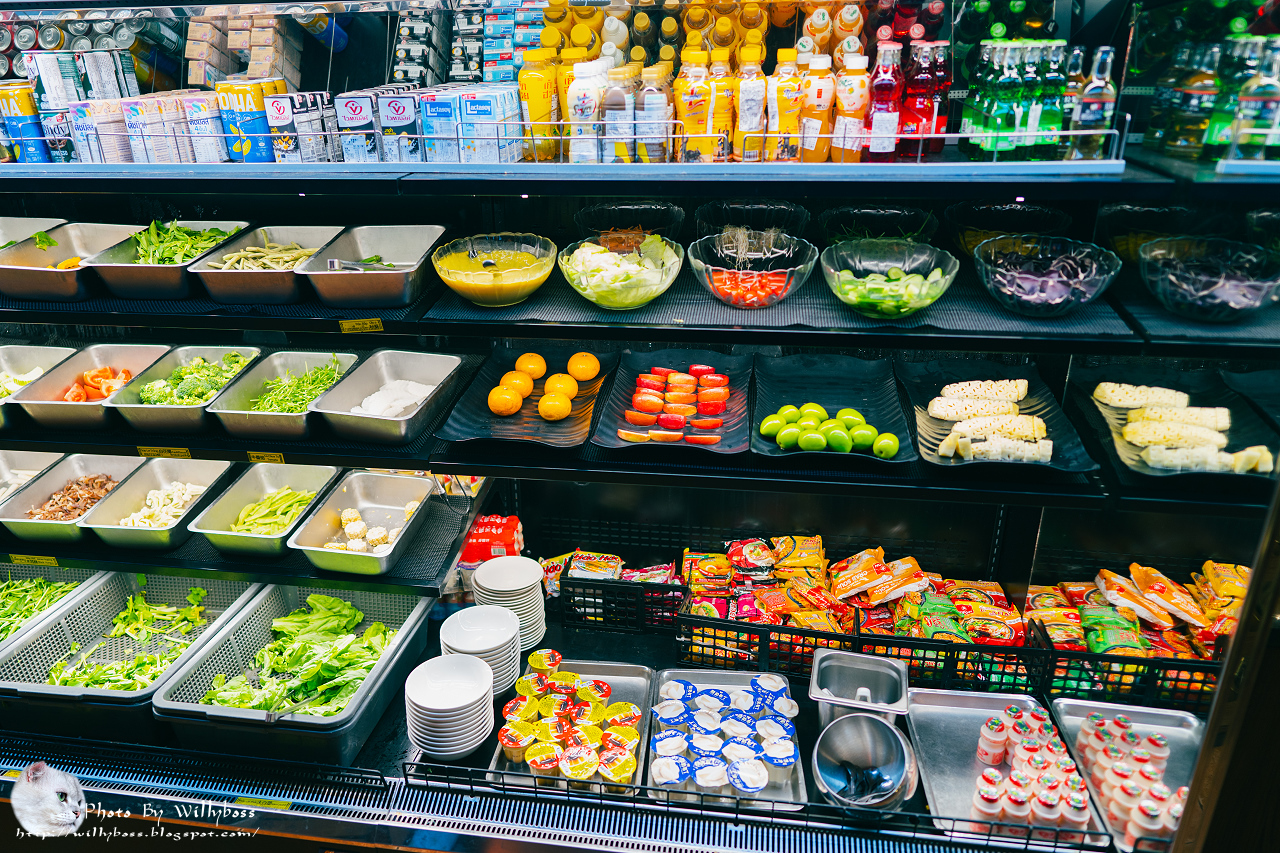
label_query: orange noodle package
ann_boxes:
[943,579,1010,608]
[788,576,850,617]
[1139,627,1199,660]
[1026,607,1086,651]
[1026,584,1071,611]
[830,547,890,600]
[1095,569,1175,630]
[952,600,1026,646]
[789,610,844,633]
[1201,560,1248,598]
[1058,581,1109,609]
[753,585,809,616]
[855,559,930,607]
[725,538,775,571]
[771,535,825,567]
[1129,562,1207,627]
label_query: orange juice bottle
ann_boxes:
[708,48,736,160]
[771,1,798,27]
[732,43,766,161]
[519,47,562,161]
[570,24,601,60]
[766,47,804,160]
[833,35,862,72]
[832,53,870,162]
[832,3,864,49]
[675,50,715,162]
[735,28,764,70]
[684,1,715,41]
[544,0,574,38]
[803,8,834,52]
[736,2,768,40]
[709,18,739,58]
[800,53,835,162]
[571,5,604,33]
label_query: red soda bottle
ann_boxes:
[930,41,951,153]
[898,41,934,158]
[865,40,904,162]
[891,0,923,42]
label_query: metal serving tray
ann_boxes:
[646,668,808,810]
[208,351,359,439]
[79,458,233,550]
[0,451,65,506]
[907,688,1109,845]
[0,563,102,661]
[0,217,66,248]
[286,470,436,575]
[190,225,346,305]
[104,345,261,433]
[487,660,655,792]
[1051,698,1204,852]
[0,223,145,301]
[9,343,171,429]
[0,453,147,543]
[82,219,249,299]
[810,649,909,727]
[310,350,462,445]
[0,345,79,430]
[297,224,445,307]
[187,462,341,556]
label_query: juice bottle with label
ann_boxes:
[864,40,903,162]
[572,5,605,33]
[796,35,816,75]
[602,65,636,162]
[803,8,834,52]
[568,58,608,162]
[518,48,561,161]
[833,36,862,71]
[684,2,716,41]
[898,41,933,159]
[602,16,630,51]
[736,29,764,69]
[832,53,870,162]
[800,54,835,161]
[772,2,799,28]
[545,0,575,38]
[571,24,602,60]
[766,48,805,160]
[709,18,739,58]
[675,50,715,162]
[605,0,633,25]
[833,4,864,49]
[709,48,736,160]
[540,27,565,53]
[557,47,588,133]
[733,44,767,161]
[635,65,672,162]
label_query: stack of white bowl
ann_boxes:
[472,556,546,650]
[439,605,521,693]
[405,654,494,760]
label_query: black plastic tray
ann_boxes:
[1221,369,1280,432]
[896,357,1098,472]
[436,344,619,448]
[750,353,918,465]
[590,348,753,454]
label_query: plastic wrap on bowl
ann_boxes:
[687,229,816,309]
[1138,237,1280,323]
[974,234,1121,318]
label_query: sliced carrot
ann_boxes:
[117,369,131,382]
[82,366,112,389]
[63,383,86,403]
[84,385,107,401]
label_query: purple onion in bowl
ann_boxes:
[1138,237,1280,323]
[974,234,1121,318]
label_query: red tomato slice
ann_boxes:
[697,400,726,415]
[699,374,729,388]
[63,382,86,403]
[690,418,723,430]
[635,376,665,391]
[638,374,665,384]
[650,367,676,377]
[656,413,686,429]
[688,364,715,377]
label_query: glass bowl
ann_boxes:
[431,233,557,307]
[694,199,811,239]
[573,200,686,241]
[974,234,1122,318]
[819,205,940,245]
[944,201,1072,258]
[557,235,684,310]
[1245,208,1280,254]
[1139,237,1280,323]
[1096,204,1231,264]
[821,238,960,319]
[687,229,817,309]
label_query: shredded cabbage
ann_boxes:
[563,234,680,309]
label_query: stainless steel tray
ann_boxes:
[0,223,145,301]
[907,688,1110,845]
[190,225,346,305]
[309,350,462,445]
[810,649,909,727]
[208,351,359,439]
[646,668,808,810]
[103,345,261,433]
[0,217,66,248]
[297,225,445,307]
[486,660,655,792]
[1051,698,1204,852]
[187,462,341,556]
[0,450,66,507]
[0,453,148,543]
[78,458,234,550]
[0,345,79,430]
[286,470,436,575]
[8,343,171,429]
[82,220,249,299]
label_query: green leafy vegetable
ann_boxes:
[250,353,343,413]
[134,220,238,265]
[33,231,57,251]
[0,576,81,644]
[0,240,16,250]
[137,352,251,406]
[359,255,395,268]
[201,594,395,718]
[561,233,680,309]
[230,486,316,535]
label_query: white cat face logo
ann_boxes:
[10,761,86,837]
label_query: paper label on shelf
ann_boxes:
[247,452,286,464]
[137,446,193,459]
[339,318,384,333]
[10,555,58,567]
[3,769,21,778]
[232,797,291,810]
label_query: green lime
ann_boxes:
[873,432,900,459]
[760,414,786,437]
[776,424,802,449]
[837,408,865,430]
[796,415,823,431]
[826,427,853,453]
[777,405,801,423]
[799,402,828,420]
[797,430,827,452]
[850,423,879,450]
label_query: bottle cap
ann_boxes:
[662,17,678,36]
[847,54,869,70]
[548,0,566,8]
[741,45,762,64]
[572,24,595,48]
[635,12,651,29]
[809,54,832,70]
[642,66,665,82]
[711,48,730,62]
[777,48,798,61]
[661,44,676,61]
[630,45,648,61]
[524,48,554,63]
[746,29,763,44]
[540,29,563,49]
[608,67,630,81]
[715,18,733,36]
[690,50,709,64]
[688,31,704,48]
[561,47,587,62]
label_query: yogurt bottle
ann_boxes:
[1144,733,1171,771]
[1163,802,1184,836]
[1059,791,1091,843]
[1077,713,1106,755]
[1117,729,1143,755]
[968,784,1002,833]
[1025,754,1052,779]
[651,754,693,797]
[1102,762,1136,805]
[998,789,1032,838]
[1029,790,1062,841]
[1109,780,1145,826]
[978,767,1004,789]
[998,704,1025,732]
[761,737,798,784]
[1008,720,1035,750]
[1136,766,1164,792]
[1092,744,1124,788]
[1012,737,1041,773]
[1106,714,1134,739]
[977,718,1007,766]
[1125,799,1165,849]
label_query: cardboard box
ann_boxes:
[188,22,227,42]
[227,16,254,29]
[187,60,228,89]
[227,30,252,50]
[484,15,515,37]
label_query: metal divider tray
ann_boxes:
[104,345,262,433]
[0,223,145,302]
[82,220,249,300]
[190,225,346,305]
[487,660,655,792]
[309,349,463,445]
[645,668,808,810]
[78,458,234,551]
[0,562,104,660]
[0,453,148,543]
[906,688,1110,846]
[208,350,359,440]
[297,225,445,308]
[1050,698,1204,852]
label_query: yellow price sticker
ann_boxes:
[339,318,384,334]
[233,797,291,810]
[3,769,20,778]
[248,452,285,464]
[10,555,58,567]
[138,446,193,459]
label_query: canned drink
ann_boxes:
[65,20,92,37]
[13,25,37,52]
[66,100,102,162]
[0,25,13,53]
[259,77,288,97]
[92,34,115,50]
[0,87,51,164]
[39,110,76,162]
[215,79,273,162]
[180,90,231,163]
[0,55,8,79]
[36,25,65,51]
[69,35,92,52]
[11,53,26,80]
[91,20,115,35]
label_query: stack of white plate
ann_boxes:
[439,605,521,693]
[405,654,494,760]
[472,556,546,651]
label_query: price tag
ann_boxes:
[10,555,58,567]
[138,446,192,459]
[248,452,285,464]
[339,318,384,333]
[233,797,291,811]
[3,769,21,778]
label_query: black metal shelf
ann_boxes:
[1124,148,1280,198]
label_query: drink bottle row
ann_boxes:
[954,0,1059,45]
[1144,35,1280,161]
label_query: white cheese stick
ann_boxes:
[927,397,1019,421]
[951,414,1047,441]
[1122,421,1227,449]
[940,379,1028,402]
[1093,382,1189,409]
[1126,405,1231,431]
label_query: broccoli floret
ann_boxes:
[174,376,214,402]
[138,380,175,405]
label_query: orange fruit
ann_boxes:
[538,392,572,421]
[488,386,523,416]
[567,352,600,382]
[544,373,579,399]
[515,353,547,380]
[500,370,534,398]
